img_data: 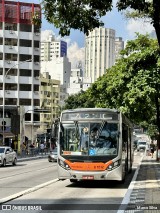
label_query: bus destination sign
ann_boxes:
[62,111,118,121]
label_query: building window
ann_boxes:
[5,98,17,105]
[34,99,40,106]
[20,69,31,76]
[19,99,31,105]
[19,84,31,91]
[5,83,17,90]
[20,24,32,32]
[20,39,32,47]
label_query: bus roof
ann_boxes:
[61,108,119,113]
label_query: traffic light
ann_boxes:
[2,121,6,131]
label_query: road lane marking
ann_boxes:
[0,178,59,204]
[117,155,143,213]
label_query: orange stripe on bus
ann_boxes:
[65,160,113,171]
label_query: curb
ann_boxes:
[17,155,48,162]
[117,155,144,213]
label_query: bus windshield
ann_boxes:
[60,121,119,157]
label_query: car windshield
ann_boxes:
[138,142,146,145]
[0,148,5,153]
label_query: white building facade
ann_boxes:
[41,57,71,101]
[41,35,67,61]
[67,68,92,95]
[115,37,124,61]
[0,0,41,146]
[85,27,115,83]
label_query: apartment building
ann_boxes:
[85,27,115,83]
[38,72,60,134]
[0,0,41,145]
[115,37,124,61]
[41,34,67,61]
[41,57,71,102]
[67,68,92,95]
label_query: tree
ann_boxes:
[64,34,160,141]
[41,0,112,36]
[39,1,160,48]
[64,90,93,109]
[117,0,160,47]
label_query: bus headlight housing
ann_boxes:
[58,159,71,170]
[107,159,121,171]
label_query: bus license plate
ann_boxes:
[82,175,94,180]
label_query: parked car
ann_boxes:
[0,146,17,166]
[137,141,147,151]
[48,147,58,162]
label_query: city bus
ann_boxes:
[53,108,134,183]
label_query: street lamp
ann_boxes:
[2,59,32,145]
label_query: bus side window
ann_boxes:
[122,124,128,151]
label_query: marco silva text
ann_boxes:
[136,205,158,210]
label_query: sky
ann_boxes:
[24,0,155,68]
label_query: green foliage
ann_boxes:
[64,34,160,132]
[39,0,160,49]
[41,0,112,36]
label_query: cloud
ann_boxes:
[41,30,56,41]
[126,19,154,39]
[41,30,85,69]
[67,42,85,69]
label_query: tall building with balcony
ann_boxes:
[38,72,60,134]
[41,34,67,61]
[85,27,115,83]
[0,0,41,146]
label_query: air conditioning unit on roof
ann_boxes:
[5,90,10,94]
[7,61,11,64]
[9,46,13,49]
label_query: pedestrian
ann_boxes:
[40,142,45,155]
[150,141,155,158]
[21,142,26,157]
[29,143,35,156]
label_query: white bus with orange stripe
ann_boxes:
[55,108,134,182]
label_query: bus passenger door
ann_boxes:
[122,124,129,173]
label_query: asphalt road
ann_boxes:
[0,158,58,199]
[0,151,143,213]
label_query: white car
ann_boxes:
[0,146,17,166]
[137,141,147,151]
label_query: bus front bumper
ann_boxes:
[58,165,123,181]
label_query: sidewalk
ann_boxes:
[124,152,160,212]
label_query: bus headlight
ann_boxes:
[107,159,121,171]
[58,159,71,170]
